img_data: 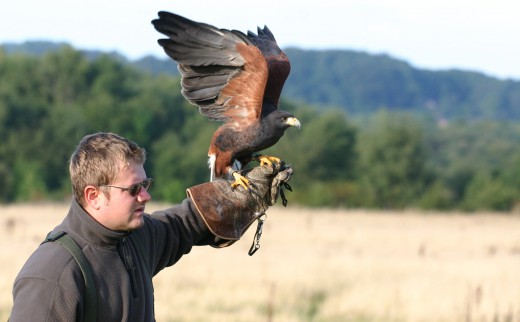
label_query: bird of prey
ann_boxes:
[152,11,301,189]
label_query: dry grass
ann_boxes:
[1,203,520,321]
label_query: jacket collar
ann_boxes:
[58,198,128,248]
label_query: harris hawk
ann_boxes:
[152,11,300,189]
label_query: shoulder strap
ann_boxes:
[43,231,98,322]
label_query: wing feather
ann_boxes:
[152,11,267,125]
[247,26,291,109]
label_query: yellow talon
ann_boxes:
[231,172,250,190]
[257,155,281,167]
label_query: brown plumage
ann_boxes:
[152,11,300,188]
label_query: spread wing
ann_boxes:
[152,11,268,127]
[247,26,291,114]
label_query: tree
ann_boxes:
[462,172,517,211]
[357,111,429,208]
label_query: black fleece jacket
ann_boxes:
[10,197,215,321]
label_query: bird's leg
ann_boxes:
[254,154,281,167]
[229,168,250,190]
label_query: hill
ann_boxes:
[3,41,520,122]
[283,48,520,121]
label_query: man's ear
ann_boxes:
[84,185,103,210]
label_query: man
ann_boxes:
[9,132,292,321]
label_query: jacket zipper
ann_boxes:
[118,237,138,298]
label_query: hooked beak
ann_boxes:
[286,117,301,130]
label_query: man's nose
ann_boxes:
[137,188,152,203]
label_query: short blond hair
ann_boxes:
[69,132,146,206]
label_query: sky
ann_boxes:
[1,0,519,80]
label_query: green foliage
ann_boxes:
[422,120,520,211]
[12,158,47,201]
[418,181,455,210]
[0,161,15,202]
[461,172,518,211]
[1,47,520,211]
[149,116,215,202]
[356,111,429,208]
[270,106,357,184]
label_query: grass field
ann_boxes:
[1,203,520,321]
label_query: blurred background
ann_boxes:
[1,1,520,321]
[1,0,520,210]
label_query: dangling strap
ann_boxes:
[43,231,98,322]
[248,213,267,256]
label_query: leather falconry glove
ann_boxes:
[187,162,293,249]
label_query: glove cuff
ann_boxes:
[187,180,264,247]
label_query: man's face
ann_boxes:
[98,162,152,231]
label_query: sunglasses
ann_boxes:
[102,178,153,196]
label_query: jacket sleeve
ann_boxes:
[134,198,223,276]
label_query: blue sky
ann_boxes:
[1,0,519,80]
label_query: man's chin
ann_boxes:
[128,216,145,230]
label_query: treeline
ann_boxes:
[6,42,520,122]
[1,47,520,211]
[282,49,520,122]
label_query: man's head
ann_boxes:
[69,132,151,231]
[70,132,146,205]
